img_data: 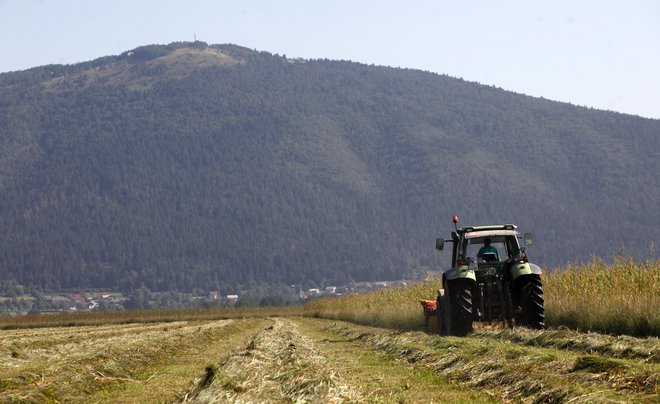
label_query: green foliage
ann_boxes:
[235,284,299,307]
[0,42,658,295]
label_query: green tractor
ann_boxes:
[434,216,545,336]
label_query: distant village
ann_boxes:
[0,280,409,315]
[297,280,404,299]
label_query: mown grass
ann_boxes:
[315,319,659,403]
[0,305,303,329]
[296,318,497,403]
[0,318,269,402]
[305,258,660,337]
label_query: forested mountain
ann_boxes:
[0,42,658,294]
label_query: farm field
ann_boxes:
[1,316,658,403]
[1,259,658,402]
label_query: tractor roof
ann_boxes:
[464,229,519,239]
[462,224,516,232]
[460,224,519,239]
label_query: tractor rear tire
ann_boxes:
[437,292,448,336]
[517,274,545,329]
[447,278,473,336]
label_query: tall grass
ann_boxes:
[304,282,438,330]
[543,257,659,336]
[305,259,660,337]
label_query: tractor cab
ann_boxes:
[436,220,534,270]
[462,228,524,267]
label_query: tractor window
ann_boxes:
[466,236,506,262]
[505,236,521,258]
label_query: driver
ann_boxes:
[477,238,500,261]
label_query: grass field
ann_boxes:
[1,317,657,402]
[0,318,270,402]
[1,259,658,402]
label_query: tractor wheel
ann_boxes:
[503,282,514,329]
[516,274,545,329]
[447,278,473,336]
[436,292,448,336]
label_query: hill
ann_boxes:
[0,42,658,294]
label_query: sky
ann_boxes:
[1,0,658,120]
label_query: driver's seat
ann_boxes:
[481,252,499,262]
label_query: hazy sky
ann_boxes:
[1,0,658,119]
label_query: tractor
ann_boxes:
[429,216,545,336]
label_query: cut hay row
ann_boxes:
[0,305,304,330]
[472,327,659,363]
[1,321,190,351]
[3,316,656,402]
[314,319,659,403]
[2,316,492,403]
[185,318,361,402]
[187,317,495,403]
[0,319,267,402]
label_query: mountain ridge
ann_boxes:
[0,42,657,293]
